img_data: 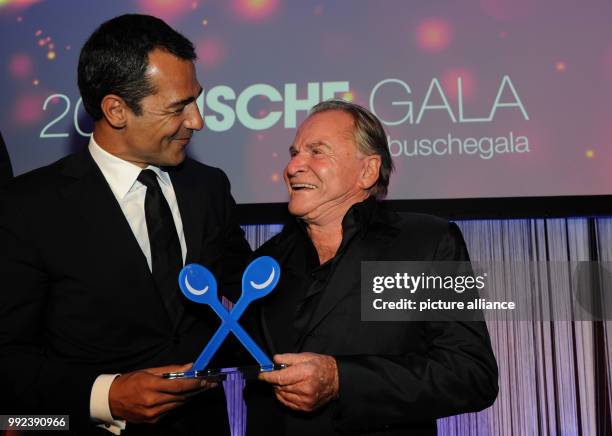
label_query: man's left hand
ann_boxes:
[258,352,339,412]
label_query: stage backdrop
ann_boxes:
[1,0,612,205]
[1,2,612,435]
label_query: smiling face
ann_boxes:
[285,110,380,225]
[108,48,203,167]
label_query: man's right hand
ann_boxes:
[108,363,216,424]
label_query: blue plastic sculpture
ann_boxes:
[179,256,280,371]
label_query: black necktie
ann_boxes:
[138,169,183,326]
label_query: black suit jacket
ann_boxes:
[0,148,252,435]
[245,201,498,436]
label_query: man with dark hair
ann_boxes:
[78,14,198,122]
[0,14,251,435]
[246,100,498,435]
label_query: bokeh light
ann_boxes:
[136,0,193,22]
[415,19,453,53]
[232,0,279,21]
[0,0,41,11]
[585,150,595,158]
[480,0,535,22]
[195,37,226,70]
[555,61,566,72]
[441,68,476,101]
[14,94,43,125]
[8,53,33,78]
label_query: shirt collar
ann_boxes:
[290,197,377,270]
[293,196,378,242]
[341,196,377,238]
[88,136,172,199]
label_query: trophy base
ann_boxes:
[162,364,287,380]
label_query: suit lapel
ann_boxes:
[59,149,152,277]
[59,149,175,328]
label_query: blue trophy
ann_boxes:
[163,256,282,379]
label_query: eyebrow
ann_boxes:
[167,87,203,109]
[289,141,331,153]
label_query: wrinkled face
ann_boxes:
[122,48,203,167]
[285,110,371,223]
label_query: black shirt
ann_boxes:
[270,197,374,353]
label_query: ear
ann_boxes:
[100,94,128,128]
[359,155,381,190]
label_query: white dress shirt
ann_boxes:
[87,136,187,434]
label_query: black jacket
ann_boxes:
[0,148,252,435]
[245,199,498,436]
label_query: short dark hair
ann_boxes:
[309,99,394,199]
[78,14,196,121]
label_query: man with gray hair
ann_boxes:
[246,100,498,435]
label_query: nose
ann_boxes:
[285,151,307,177]
[184,101,204,131]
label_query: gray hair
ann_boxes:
[309,99,394,199]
